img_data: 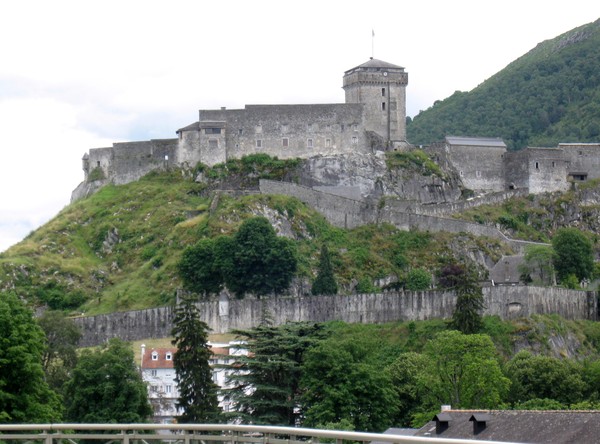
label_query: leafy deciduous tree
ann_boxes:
[64,338,152,423]
[311,244,338,295]
[552,227,594,284]
[37,310,81,393]
[171,295,221,423]
[424,330,509,409]
[519,244,555,285]
[405,268,432,291]
[0,292,62,423]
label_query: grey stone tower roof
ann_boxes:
[345,58,405,74]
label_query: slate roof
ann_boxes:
[344,58,405,73]
[446,136,507,148]
[489,255,524,285]
[141,345,229,369]
[414,409,600,443]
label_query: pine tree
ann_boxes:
[440,263,484,334]
[311,244,338,295]
[225,320,323,425]
[171,295,221,423]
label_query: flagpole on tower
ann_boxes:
[371,29,375,59]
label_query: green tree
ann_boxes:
[226,217,298,297]
[519,244,555,285]
[171,296,221,423]
[504,350,586,406]
[178,237,233,296]
[37,310,81,393]
[311,244,338,295]
[386,352,433,427]
[405,268,432,291]
[552,228,594,284]
[226,320,323,425]
[439,263,484,334]
[0,292,62,423]
[64,338,152,423]
[301,337,399,432]
[424,331,509,409]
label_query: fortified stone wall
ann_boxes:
[561,143,600,180]
[73,286,597,347]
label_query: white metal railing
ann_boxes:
[0,423,521,444]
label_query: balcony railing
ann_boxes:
[0,423,520,444]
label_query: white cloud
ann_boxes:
[1,0,600,251]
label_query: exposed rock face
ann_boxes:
[295,152,463,203]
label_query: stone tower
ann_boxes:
[343,58,408,144]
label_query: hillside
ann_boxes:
[407,18,600,149]
[0,158,514,315]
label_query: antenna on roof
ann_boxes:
[371,29,375,59]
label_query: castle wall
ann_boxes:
[561,143,600,180]
[181,104,371,167]
[448,143,506,192]
[110,139,178,184]
[73,286,597,347]
[86,147,114,180]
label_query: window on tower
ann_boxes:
[382,102,386,111]
[282,138,289,147]
[381,87,386,96]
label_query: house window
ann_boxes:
[282,138,289,147]
[151,369,157,377]
[325,138,331,147]
[381,87,386,96]
[256,139,262,148]
[165,385,172,393]
[382,102,386,111]
[151,385,158,392]
[351,136,358,145]
[307,138,313,148]
[166,352,172,361]
[204,128,221,134]
[208,139,218,149]
[151,352,158,361]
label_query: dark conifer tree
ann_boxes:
[171,295,221,423]
[311,244,338,295]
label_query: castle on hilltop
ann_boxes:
[72,57,600,203]
[72,58,409,201]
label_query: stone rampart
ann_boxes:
[73,286,596,347]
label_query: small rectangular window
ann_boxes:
[166,353,172,361]
[165,385,172,393]
[535,161,539,169]
[552,161,556,168]
[238,128,243,136]
[381,87,386,96]
[307,138,313,148]
[151,369,157,377]
[256,139,262,148]
[382,102,386,111]
[325,138,331,147]
[282,138,289,147]
[351,136,358,145]
[204,128,221,134]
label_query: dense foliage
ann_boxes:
[311,244,338,295]
[63,338,151,423]
[551,227,594,284]
[179,217,298,297]
[407,19,600,149]
[0,292,62,423]
[171,296,221,423]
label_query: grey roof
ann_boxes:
[415,410,600,443]
[489,255,524,285]
[176,122,199,133]
[446,136,507,148]
[371,427,418,444]
[345,58,405,73]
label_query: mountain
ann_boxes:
[407,18,600,149]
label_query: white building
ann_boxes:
[140,342,247,423]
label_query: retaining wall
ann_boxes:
[73,286,596,347]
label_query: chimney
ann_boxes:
[470,413,490,435]
[140,344,146,368]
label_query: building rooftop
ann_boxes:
[415,409,600,443]
[344,58,405,74]
[446,136,507,148]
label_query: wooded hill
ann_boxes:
[407,18,600,149]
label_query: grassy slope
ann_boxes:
[0,166,512,315]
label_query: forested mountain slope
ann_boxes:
[407,18,600,149]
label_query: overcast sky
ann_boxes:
[1,0,599,253]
